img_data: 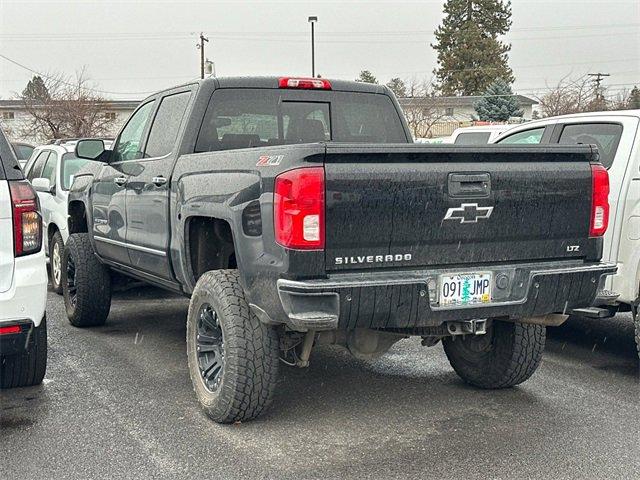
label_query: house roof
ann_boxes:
[0,99,140,110]
[398,95,537,108]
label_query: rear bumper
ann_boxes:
[0,320,39,356]
[0,250,47,327]
[276,261,617,331]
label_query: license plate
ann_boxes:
[439,273,492,306]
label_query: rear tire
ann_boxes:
[633,303,639,362]
[49,231,64,295]
[62,233,111,327]
[0,318,47,389]
[187,270,280,423]
[443,319,545,388]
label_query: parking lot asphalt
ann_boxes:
[1,287,639,480]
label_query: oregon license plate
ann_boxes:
[439,273,492,306]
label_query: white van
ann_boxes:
[493,111,640,356]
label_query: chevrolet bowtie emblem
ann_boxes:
[444,203,494,224]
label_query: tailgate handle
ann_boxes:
[448,173,491,198]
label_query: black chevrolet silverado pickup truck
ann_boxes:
[63,76,616,423]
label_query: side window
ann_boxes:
[558,123,623,169]
[145,91,191,158]
[40,152,58,187]
[113,101,155,162]
[454,132,491,145]
[497,127,545,145]
[26,151,50,181]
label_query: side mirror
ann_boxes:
[76,139,105,160]
[32,177,53,194]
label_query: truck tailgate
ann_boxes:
[324,145,598,271]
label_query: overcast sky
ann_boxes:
[0,0,638,100]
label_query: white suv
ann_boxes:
[23,142,98,293]
[0,128,47,388]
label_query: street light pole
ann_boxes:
[308,16,317,77]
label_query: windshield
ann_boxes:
[195,88,407,152]
[61,153,91,190]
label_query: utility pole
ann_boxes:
[197,32,209,79]
[308,16,317,77]
[588,72,610,101]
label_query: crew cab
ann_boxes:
[494,111,640,358]
[0,128,47,389]
[63,77,615,423]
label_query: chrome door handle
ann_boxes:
[152,176,167,186]
[114,176,127,186]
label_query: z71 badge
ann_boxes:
[256,155,284,166]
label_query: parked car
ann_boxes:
[64,76,615,423]
[22,142,101,293]
[450,125,512,145]
[11,142,35,169]
[0,128,47,388]
[493,111,640,358]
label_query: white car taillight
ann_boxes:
[589,164,609,238]
[9,180,42,256]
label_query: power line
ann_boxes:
[0,53,165,96]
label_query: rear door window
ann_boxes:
[557,123,623,168]
[497,127,545,144]
[145,91,191,158]
[26,151,50,181]
[40,152,58,187]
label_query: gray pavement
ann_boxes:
[1,287,639,480]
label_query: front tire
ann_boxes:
[0,318,47,389]
[49,231,64,294]
[443,319,545,389]
[187,270,280,424]
[62,233,111,327]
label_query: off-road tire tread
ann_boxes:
[50,230,64,294]
[63,233,111,327]
[443,320,545,389]
[0,318,47,389]
[187,269,279,423]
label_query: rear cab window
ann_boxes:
[557,123,623,169]
[195,89,407,152]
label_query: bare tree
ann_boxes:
[536,75,609,117]
[18,69,115,143]
[401,77,447,138]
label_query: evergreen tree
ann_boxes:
[356,70,378,84]
[628,86,640,109]
[474,78,522,121]
[386,77,407,97]
[433,0,514,95]
[22,76,50,102]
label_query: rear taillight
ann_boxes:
[278,77,332,90]
[274,167,325,250]
[0,325,22,335]
[589,164,609,237]
[9,180,42,256]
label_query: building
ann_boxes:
[398,94,538,138]
[0,99,139,145]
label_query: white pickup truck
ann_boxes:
[493,110,640,357]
